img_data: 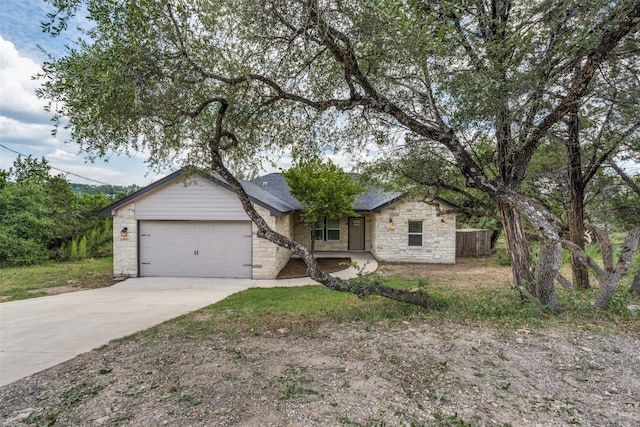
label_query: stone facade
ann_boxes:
[112,202,138,278]
[107,174,456,280]
[251,205,294,279]
[371,198,456,263]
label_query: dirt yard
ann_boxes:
[1,260,639,427]
[277,258,351,279]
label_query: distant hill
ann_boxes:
[70,183,140,200]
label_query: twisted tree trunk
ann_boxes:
[498,201,535,295]
[498,191,561,313]
[209,147,436,308]
[594,224,640,309]
[631,268,640,296]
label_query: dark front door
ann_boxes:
[348,217,365,250]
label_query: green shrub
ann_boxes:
[495,248,511,266]
[0,233,49,266]
[78,236,88,259]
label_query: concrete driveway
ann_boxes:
[0,252,376,387]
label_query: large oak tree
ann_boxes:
[41,0,640,311]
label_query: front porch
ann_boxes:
[277,251,378,280]
[292,214,372,252]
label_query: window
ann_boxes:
[408,221,423,247]
[326,218,341,241]
[315,223,325,240]
[315,218,341,241]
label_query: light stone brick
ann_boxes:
[252,205,293,279]
[371,198,455,264]
[112,202,138,278]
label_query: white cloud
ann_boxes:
[46,149,80,161]
[0,116,55,144]
[0,34,158,186]
[0,36,50,123]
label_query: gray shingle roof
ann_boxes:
[101,170,301,216]
[249,173,302,210]
[100,169,416,216]
[249,173,404,213]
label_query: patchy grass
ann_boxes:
[148,272,639,343]
[2,254,637,335]
[0,257,114,302]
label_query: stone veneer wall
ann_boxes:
[251,205,293,279]
[112,202,138,277]
[371,199,456,263]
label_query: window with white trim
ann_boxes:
[408,221,423,247]
[326,218,340,241]
[315,218,341,241]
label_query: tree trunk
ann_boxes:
[490,229,501,249]
[631,267,640,295]
[594,224,640,309]
[567,192,590,289]
[310,227,316,254]
[534,238,562,312]
[564,102,590,289]
[498,201,535,295]
[208,148,436,308]
[498,191,561,313]
[586,224,614,272]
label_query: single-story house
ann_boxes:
[101,169,456,279]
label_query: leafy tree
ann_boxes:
[281,158,364,253]
[40,0,640,311]
[0,156,112,265]
[0,180,56,265]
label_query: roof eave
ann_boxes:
[99,169,290,217]
[99,170,184,216]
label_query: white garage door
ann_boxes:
[139,221,252,278]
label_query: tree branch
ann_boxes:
[518,2,640,180]
[561,239,605,280]
[608,160,640,198]
[206,101,436,308]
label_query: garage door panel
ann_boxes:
[139,221,252,278]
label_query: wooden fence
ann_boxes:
[456,229,492,258]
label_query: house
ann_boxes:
[101,169,456,279]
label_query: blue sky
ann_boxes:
[0,0,339,187]
[0,0,195,186]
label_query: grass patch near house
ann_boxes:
[0,257,114,302]
[147,273,638,343]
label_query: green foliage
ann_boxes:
[599,174,640,230]
[0,156,113,266]
[281,158,365,250]
[495,249,511,266]
[61,218,112,261]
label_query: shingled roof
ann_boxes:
[101,169,414,217]
[250,173,404,213]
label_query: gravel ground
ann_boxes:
[1,321,639,426]
[2,260,639,426]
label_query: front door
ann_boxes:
[348,217,365,250]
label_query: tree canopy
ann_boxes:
[40,0,640,310]
[0,156,114,266]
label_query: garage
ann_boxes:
[102,170,300,279]
[139,220,252,278]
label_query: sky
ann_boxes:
[0,0,169,186]
[0,0,351,186]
